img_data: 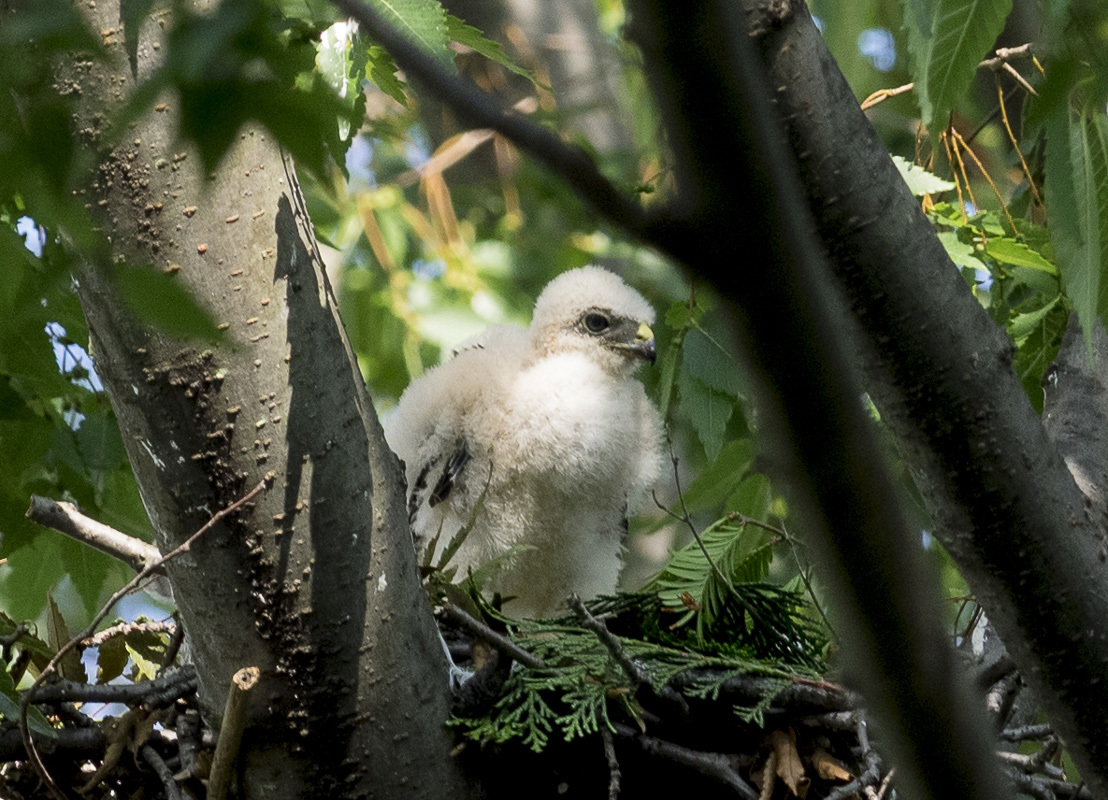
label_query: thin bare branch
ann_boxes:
[440,603,546,669]
[26,495,160,573]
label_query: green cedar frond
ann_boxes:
[449,594,814,753]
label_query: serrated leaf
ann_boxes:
[892,155,955,196]
[1,536,66,624]
[76,412,128,476]
[111,263,223,342]
[445,14,539,85]
[1045,104,1108,356]
[678,363,733,462]
[366,45,408,104]
[1014,304,1067,413]
[920,0,1012,128]
[904,0,939,122]
[726,474,772,521]
[318,21,358,140]
[368,0,452,69]
[984,238,1057,274]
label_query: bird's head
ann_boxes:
[530,266,657,374]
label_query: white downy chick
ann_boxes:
[386,266,663,617]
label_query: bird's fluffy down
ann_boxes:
[386,266,664,617]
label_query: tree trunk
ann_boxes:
[65,3,468,797]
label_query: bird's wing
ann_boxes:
[385,324,529,554]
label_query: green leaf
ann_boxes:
[682,328,745,398]
[984,238,1058,274]
[0,667,55,738]
[318,21,358,140]
[936,231,987,271]
[76,412,128,477]
[678,438,756,514]
[903,0,939,122]
[1014,303,1067,413]
[111,263,223,342]
[726,474,773,521]
[678,363,733,463]
[366,45,408,104]
[445,14,540,85]
[1008,296,1061,343]
[1045,104,1108,355]
[368,0,452,69]
[127,639,162,682]
[919,0,1012,128]
[96,634,129,684]
[1,536,66,623]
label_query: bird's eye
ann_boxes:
[584,313,610,333]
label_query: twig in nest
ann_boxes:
[825,716,884,800]
[440,602,545,669]
[601,726,621,800]
[1007,770,1094,799]
[208,666,260,800]
[142,742,184,800]
[163,612,186,669]
[176,709,203,780]
[568,594,688,713]
[613,722,758,800]
[999,722,1053,742]
[19,478,270,800]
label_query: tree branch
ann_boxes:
[330,0,651,239]
[737,1,1108,791]
[26,666,196,706]
[26,495,161,573]
[612,723,759,800]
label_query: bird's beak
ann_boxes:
[629,321,657,364]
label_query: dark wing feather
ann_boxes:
[430,443,471,507]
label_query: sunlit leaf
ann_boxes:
[893,155,956,196]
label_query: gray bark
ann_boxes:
[65,3,467,798]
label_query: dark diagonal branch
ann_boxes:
[26,666,197,706]
[331,0,650,239]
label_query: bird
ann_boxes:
[385,266,664,618]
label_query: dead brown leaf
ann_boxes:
[812,747,853,782]
[770,728,810,798]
